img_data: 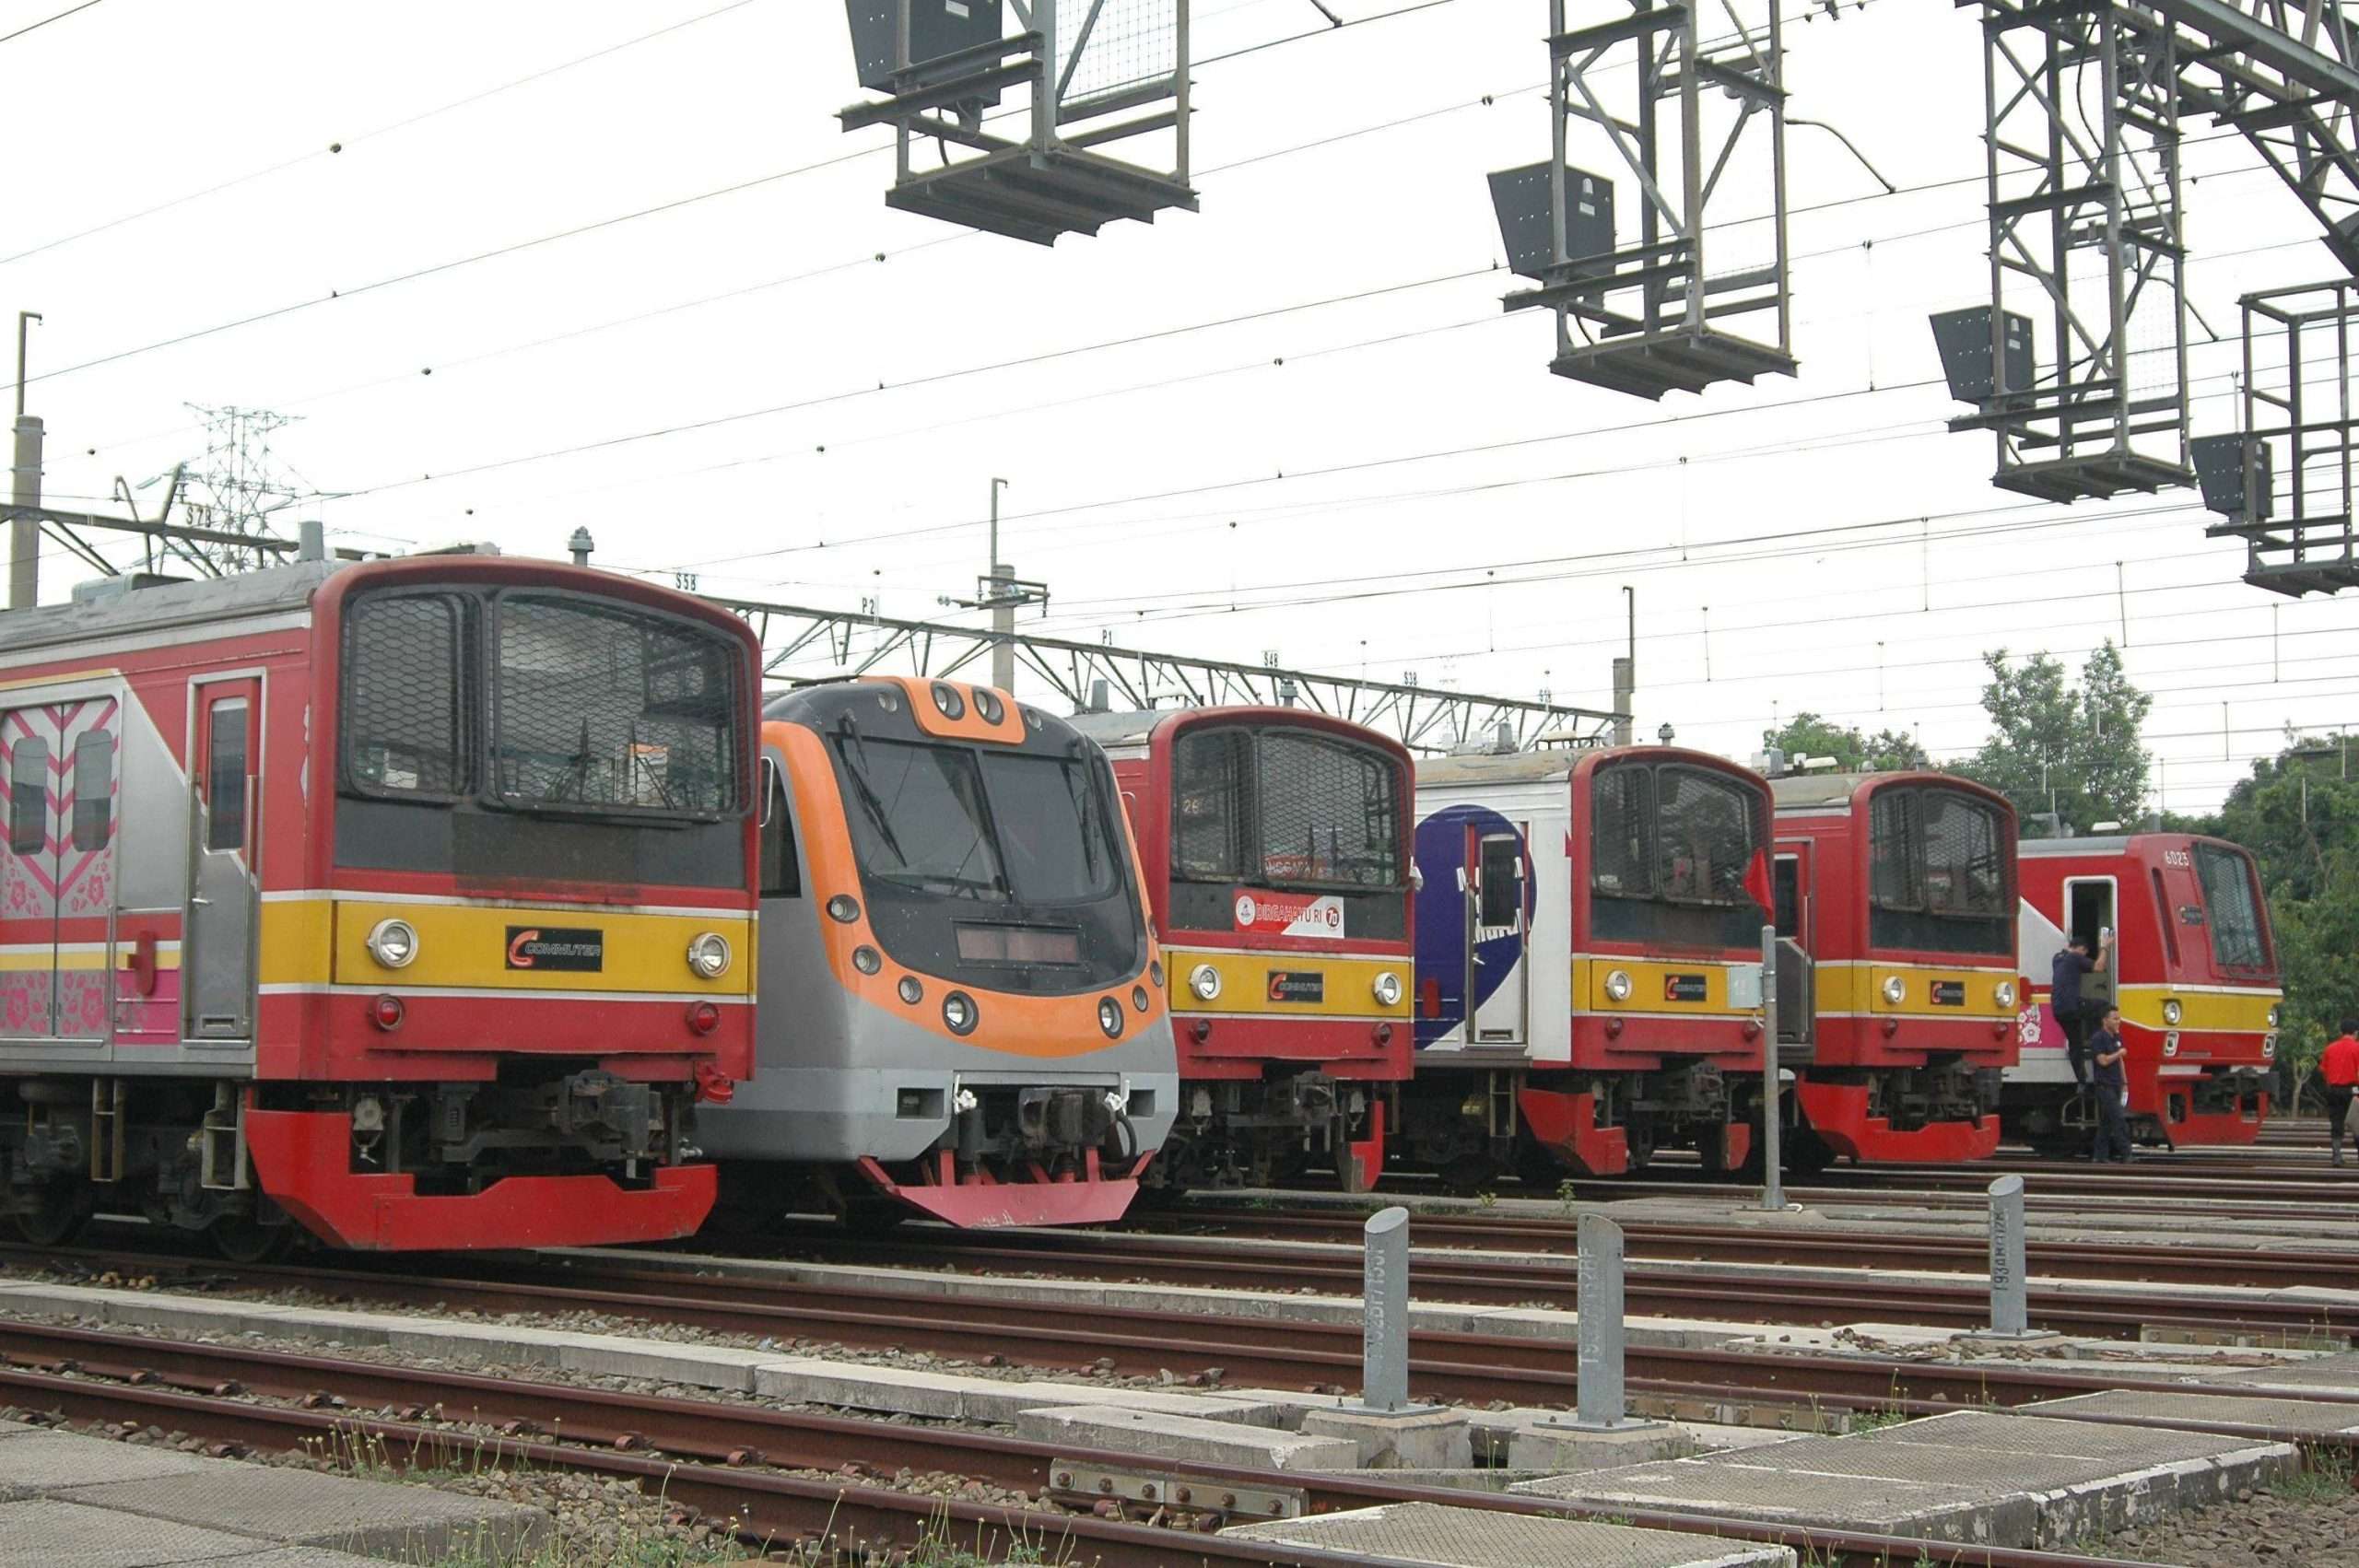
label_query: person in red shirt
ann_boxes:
[2326,1021,2359,1168]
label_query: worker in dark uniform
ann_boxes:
[2049,930,2112,1086]
[2324,1019,2359,1168]
[2089,1004,2132,1164]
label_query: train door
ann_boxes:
[185,680,260,1042]
[0,696,120,1047]
[2063,876,2118,1013]
[1772,844,1812,953]
[1470,826,1527,1045]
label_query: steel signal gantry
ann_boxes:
[1487,0,1797,401]
[839,0,1195,245]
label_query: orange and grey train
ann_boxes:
[696,677,1177,1227]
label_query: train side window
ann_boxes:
[2152,867,2179,965]
[71,731,112,851]
[1477,836,1521,928]
[207,703,249,853]
[8,736,45,854]
[1773,855,1802,941]
[758,763,800,897]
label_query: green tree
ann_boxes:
[1952,642,2152,830]
[1763,712,1931,772]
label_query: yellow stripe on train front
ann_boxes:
[1818,964,2016,1020]
[2115,983,2280,1035]
[1165,948,1412,1019]
[260,901,756,994]
[1573,956,1754,1017]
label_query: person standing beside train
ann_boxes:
[2323,1020,2359,1168]
[2050,930,2113,1086]
[2088,1004,2133,1164]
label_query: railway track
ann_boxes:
[1130,1206,2359,1291]
[0,1316,2269,1568]
[1389,1157,2359,1209]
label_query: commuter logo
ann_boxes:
[505,927,606,972]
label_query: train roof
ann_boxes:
[0,556,346,657]
[1767,770,2011,811]
[1064,709,1165,748]
[2018,831,2249,860]
[1414,748,1583,786]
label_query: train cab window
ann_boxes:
[1255,731,1402,887]
[758,762,800,898]
[1654,765,1756,906]
[1477,836,1522,928]
[1170,729,1249,881]
[8,736,45,854]
[206,704,249,853]
[1590,763,1655,897]
[71,731,112,851]
[343,591,470,796]
[2194,843,2270,970]
[983,753,1119,903]
[2152,868,2180,965]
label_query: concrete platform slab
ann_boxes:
[1508,1420,1682,1473]
[0,1497,277,1567]
[0,1418,38,1437]
[1015,1406,1358,1471]
[0,1432,230,1502]
[63,1466,546,1559]
[1225,1501,1793,1566]
[2212,1349,2359,1395]
[187,1554,388,1568]
[554,1338,779,1392]
[1512,1410,2297,1548]
[2025,1388,2359,1437]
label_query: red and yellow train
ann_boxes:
[0,551,757,1254]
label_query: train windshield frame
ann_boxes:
[828,728,1143,991]
[2191,840,2273,975]
[1863,783,2013,956]
[831,734,1122,906]
[1168,724,1406,894]
[341,586,745,824]
[1588,759,1766,949]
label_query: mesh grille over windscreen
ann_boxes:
[494,596,738,813]
[1255,731,1401,888]
[1590,762,1655,897]
[1171,728,1249,880]
[343,592,471,795]
[2195,842,2270,969]
[1654,765,1758,904]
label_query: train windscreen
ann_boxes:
[831,733,1142,990]
[336,584,750,885]
[2192,842,2272,974]
[1169,727,1402,890]
[1588,760,1766,948]
[1866,785,2011,955]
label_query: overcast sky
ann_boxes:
[6,0,2355,813]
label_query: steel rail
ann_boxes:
[0,1323,2210,1568]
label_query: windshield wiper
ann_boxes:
[837,731,912,870]
[544,718,594,804]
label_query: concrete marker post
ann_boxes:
[1538,1212,1661,1433]
[1360,1205,1411,1412]
[1759,923,1785,1212]
[1988,1174,2028,1336]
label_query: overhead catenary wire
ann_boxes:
[0,0,102,47]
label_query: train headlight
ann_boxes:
[1603,969,1633,1002]
[1097,997,1125,1038]
[2162,999,2183,1026]
[1373,971,1403,1008]
[1994,980,2017,1010]
[943,990,978,1036]
[827,895,861,924]
[898,975,924,1005]
[2162,1032,2180,1058]
[687,932,733,979]
[366,919,419,970]
[1882,975,1907,1005]
[1190,964,1222,1001]
[2269,1003,2283,1028]
[851,944,882,976]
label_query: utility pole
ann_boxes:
[943,476,1049,695]
[11,311,42,610]
[989,476,1014,694]
[1611,586,1635,746]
